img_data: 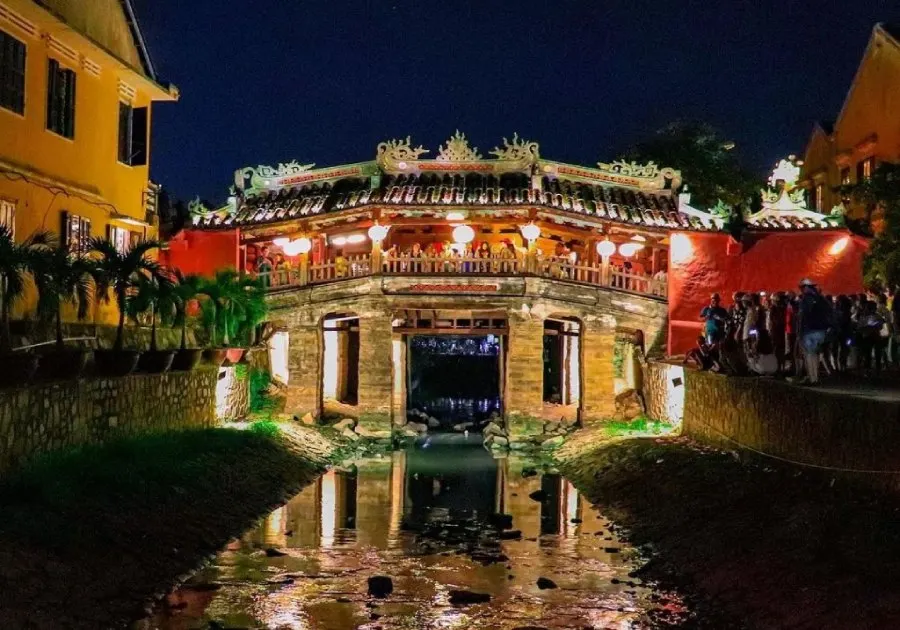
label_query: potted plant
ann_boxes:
[233,274,268,362]
[170,270,205,371]
[128,271,178,374]
[197,273,227,367]
[31,244,97,380]
[0,226,52,386]
[90,238,161,376]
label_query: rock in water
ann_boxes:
[264,548,287,557]
[333,418,356,431]
[342,428,361,441]
[614,388,645,421]
[367,575,393,598]
[449,589,491,605]
[482,422,506,437]
[406,421,428,434]
[499,529,522,540]
[301,412,315,425]
[536,577,558,590]
[490,436,509,448]
[453,421,474,432]
[427,416,440,428]
[540,436,565,450]
[488,513,514,529]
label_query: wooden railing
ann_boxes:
[256,253,667,299]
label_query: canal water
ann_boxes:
[147,435,691,629]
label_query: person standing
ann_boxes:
[796,278,832,385]
[700,293,728,345]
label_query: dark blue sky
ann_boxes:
[134,0,898,203]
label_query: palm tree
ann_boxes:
[171,270,206,350]
[31,244,97,350]
[127,270,178,352]
[0,226,53,353]
[90,238,161,351]
[198,270,267,347]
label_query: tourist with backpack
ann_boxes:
[796,278,832,385]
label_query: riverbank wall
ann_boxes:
[0,365,252,474]
[644,361,900,480]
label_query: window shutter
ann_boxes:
[60,210,70,250]
[131,107,148,166]
[64,68,75,138]
[46,59,59,131]
[118,102,131,163]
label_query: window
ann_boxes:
[857,157,876,182]
[109,226,129,253]
[62,212,91,254]
[117,102,148,165]
[46,59,76,138]
[814,184,824,211]
[0,199,15,238]
[0,30,26,115]
[840,167,851,186]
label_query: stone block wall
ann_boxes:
[642,361,685,425]
[504,314,545,439]
[645,364,900,479]
[0,369,222,475]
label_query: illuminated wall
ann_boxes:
[668,230,867,354]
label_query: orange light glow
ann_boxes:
[670,233,693,264]
[829,236,850,256]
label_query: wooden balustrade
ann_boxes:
[256,252,666,299]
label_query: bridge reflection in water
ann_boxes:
[152,438,689,629]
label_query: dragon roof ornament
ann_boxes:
[597,160,662,179]
[376,136,430,170]
[489,133,540,162]
[437,130,482,161]
[235,161,316,192]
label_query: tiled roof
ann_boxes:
[197,172,716,231]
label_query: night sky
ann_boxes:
[134,0,898,204]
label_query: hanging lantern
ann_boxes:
[452,224,476,244]
[519,222,541,241]
[368,223,390,243]
[273,237,290,248]
[283,237,312,256]
[596,238,616,258]
[619,242,639,258]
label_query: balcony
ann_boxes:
[257,254,667,300]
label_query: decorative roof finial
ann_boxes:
[490,133,540,162]
[437,130,482,161]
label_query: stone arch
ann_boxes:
[543,314,584,424]
[321,311,361,414]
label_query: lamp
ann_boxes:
[596,238,616,258]
[283,237,312,256]
[347,234,367,244]
[368,223,390,243]
[452,224,476,244]
[619,242,640,258]
[273,237,290,248]
[519,222,541,241]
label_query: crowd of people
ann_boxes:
[689,279,900,384]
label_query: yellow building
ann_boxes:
[0,0,177,323]
[801,23,900,225]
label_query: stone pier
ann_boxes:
[504,312,545,439]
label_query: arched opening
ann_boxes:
[322,313,360,410]
[543,316,582,422]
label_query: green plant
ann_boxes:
[612,341,626,379]
[249,368,276,414]
[126,270,178,351]
[0,226,53,353]
[171,270,206,350]
[31,244,98,350]
[90,238,161,351]
[198,269,267,347]
[249,420,280,438]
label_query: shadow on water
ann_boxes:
[146,436,693,629]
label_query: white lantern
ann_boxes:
[452,224,476,244]
[619,242,639,258]
[519,222,541,241]
[368,223,390,243]
[283,237,312,256]
[596,238,616,258]
[347,233,367,244]
[273,237,290,248]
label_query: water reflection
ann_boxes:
[149,436,689,629]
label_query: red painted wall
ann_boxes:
[161,229,240,278]
[667,230,868,355]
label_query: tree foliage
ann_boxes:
[30,244,98,349]
[198,270,267,347]
[844,162,900,287]
[623,120,761,211]
[0,226,53,353]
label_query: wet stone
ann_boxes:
[367,575,394,598]
[537,577,558,590]
[449,589,491,605]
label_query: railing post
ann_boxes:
[298,253,309,286]
[600,256,611,286]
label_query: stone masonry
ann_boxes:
[0,368,221,475]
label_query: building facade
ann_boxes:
[801,23,900,224]
[0,0,177,322]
